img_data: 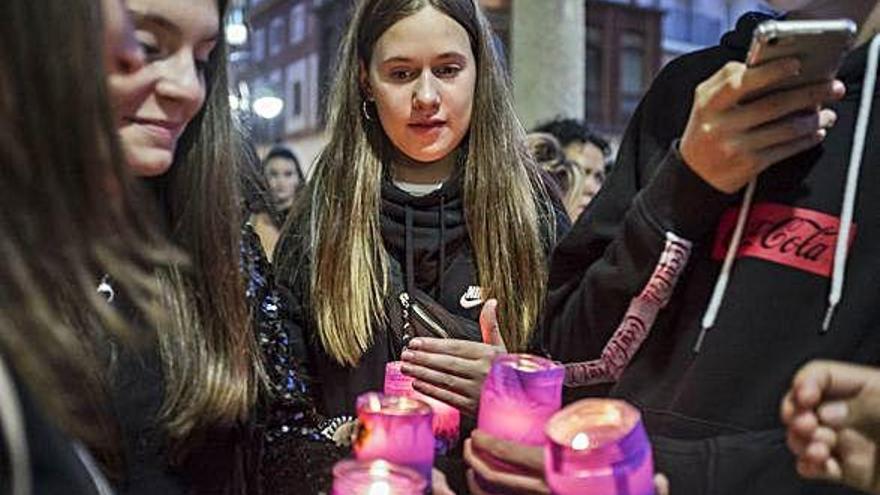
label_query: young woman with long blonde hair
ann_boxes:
[275,0,568,418]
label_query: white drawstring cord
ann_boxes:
[694,178,757,353]
[823,34,880,332]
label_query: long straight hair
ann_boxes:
[0,0,173,463]
[151,0,262,445]
[278,0,554,366]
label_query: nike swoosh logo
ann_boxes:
[460,288,484,309]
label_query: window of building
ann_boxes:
[585,26,602,123]
[292,81,302,116]
[252,27,265,62]
[619,31,645,122]
[289,3,307,45]
[269,17,285,56]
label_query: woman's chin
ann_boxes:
[125,148,174,178]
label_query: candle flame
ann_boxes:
[367,481,391,495]
[368,460,391,476]
[368,394,382,412]
[571,432,590,451]
[601,405,623,426]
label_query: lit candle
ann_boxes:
[384,361,461,454]
[477,354,565,446]
[354,392,435,483]
[544,399,655,495]
[331,459,427,495]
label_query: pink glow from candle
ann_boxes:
[544,399,654,495]
[477,354,564,446]
[331,459,427,495]
[354,392,435,483]
[385,362,460,453]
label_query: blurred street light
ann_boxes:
[225,7,248,46]
[253,95,284,120]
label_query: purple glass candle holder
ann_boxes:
[544,399,654,495]
[477,354,565,446]
[384,361,460,455]
[354,392,435,483]
[331,459,427,495]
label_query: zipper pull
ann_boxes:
[398,292,414,348]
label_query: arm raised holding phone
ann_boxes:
[680,59,844,194]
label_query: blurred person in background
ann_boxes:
[251,145,306,260]
[527,132,586,221]
[532,117,612,219]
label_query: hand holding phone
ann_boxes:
[744,19,856,101]
[678,20,851,193]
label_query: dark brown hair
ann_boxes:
[0,0,173,466]
[148,0,263,443]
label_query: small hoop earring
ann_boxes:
[362,100,373,121]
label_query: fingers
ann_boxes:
[480,299,506,350]
[466,470,491,495]
[796,456,843,482]
[818,401,852,429]
[654,474,670,495]
[401,348,487,379]
[703,58,800,111]
[471,430,545,473]
[752,130,826,172]
[795,360,871,404]
[407,337,501,361]
[740,109,836,151]
[432,469,456,495]
[464,439,550,495]
[412,379,477,416]
[401,361,477,397]
[727,79,845,131]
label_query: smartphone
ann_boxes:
[744,19,857,100]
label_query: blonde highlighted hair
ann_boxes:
[278,0,555,366]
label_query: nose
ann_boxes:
[155,51,205,109]
[413,72,440,112]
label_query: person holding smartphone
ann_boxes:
[518,1,880,494]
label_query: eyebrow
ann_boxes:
[379,52,468,65]
[128,10,220,44]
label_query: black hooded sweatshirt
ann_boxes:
[278,169,569,417]
[544,13,880,495]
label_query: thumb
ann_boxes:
[480,299,506,351]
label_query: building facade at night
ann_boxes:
[228,0,768,162]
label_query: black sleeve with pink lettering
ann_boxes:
[542,52,737,367]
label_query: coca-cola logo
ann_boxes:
[712,203,856,278]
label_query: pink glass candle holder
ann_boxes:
[384,361,460,455]
[544,399,654,495]
[354,392,435,483]
[331,459,427,495]
[477,354,565,446]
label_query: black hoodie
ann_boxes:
[278,169,569,417]
[544,13,880,494]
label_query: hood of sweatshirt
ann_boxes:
[380,167,470,299]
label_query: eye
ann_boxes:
[138,40,161,59]
[389,68,414,81]
[433,65,462,78]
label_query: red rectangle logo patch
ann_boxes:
[712,203,856,278]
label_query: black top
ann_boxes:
[276,168,570,417]
[0,366,105,495]
[107,224,341,494]
[544,12,880,494]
